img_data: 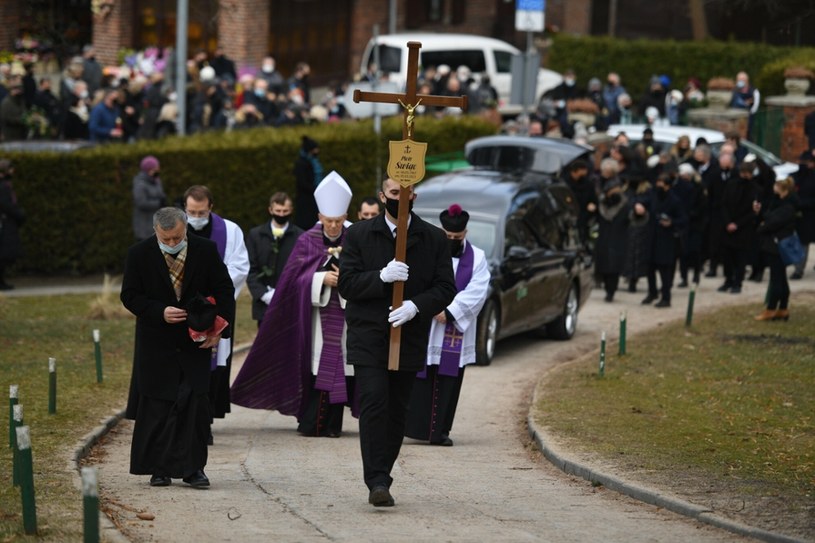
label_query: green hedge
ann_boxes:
[6,116,496,274]
[546,34,814,98]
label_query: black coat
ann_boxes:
[793,167,815,244]
[721,177,758,249]
[121,235,236,407]
[0,179,24,262]
[293,154,320,230]
[338,213,456,372]
[594,192,628,275]
[245,221,305,321]
[649,189,687,265]
[757,195,798,255]
[673,178,708,254]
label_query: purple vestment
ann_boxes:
[230,224,353,419]
[209,212,228,370]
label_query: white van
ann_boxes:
[360,32,561,115]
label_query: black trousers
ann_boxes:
[766,252,790,310]
[722,246,748,288]
[647,260,676,302]
[354,365,416,490]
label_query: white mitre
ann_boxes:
[314,170,353,217]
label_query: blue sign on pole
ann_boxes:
[516,0,545,32]
[517,0,544,10]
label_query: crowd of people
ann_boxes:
[563,127,814,320]
[123,141,490,506]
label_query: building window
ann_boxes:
[134,0,218,54]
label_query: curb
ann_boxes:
[69,342,253,542]
[527,396,808,543]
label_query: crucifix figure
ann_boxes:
[353,41,468,370]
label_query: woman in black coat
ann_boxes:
[718,163,758,294]
[594,180,628,302]
[753,178,799,321]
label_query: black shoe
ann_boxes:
[790,272,803,280]
[641,294,657,304]
[627,281,637,293]
[182,470,210,488]
[716,283,731,292]
[704,270,716,278]
[149,475,171,487]
[604,293,614,302]
[431,436,454,446]
[677,280,688,288]
[729,286,741,294]
[368,485,395,507]
[748,273,763,283]
[0,282,14,291]
[654,299,671,308]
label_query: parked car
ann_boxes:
[413,135,594,365]
[605,124,798,180]
[360,33,561,116]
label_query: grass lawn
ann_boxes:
[0,286,255,542]
[535,293,815,538]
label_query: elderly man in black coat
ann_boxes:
[121,207,235,488]
[339,178,456,508]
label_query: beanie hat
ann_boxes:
[140,155,159,173]
[439,204,469,233]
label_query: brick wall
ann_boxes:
[776,104,815,163]
[218,0,270,74]
[92,0,134,66]
[0,0,22,51]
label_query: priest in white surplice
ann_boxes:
[405,204,490,446]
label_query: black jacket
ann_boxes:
[338,213,456,371]
[0,178,24,262]
[721,177,758,249]
[757,195,798,255]
[120,234,235,404]
[245,221,304,321]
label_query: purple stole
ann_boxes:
[419,241,474,379]
[209,213,228,370]
[314,287,347,404]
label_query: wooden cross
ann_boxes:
[353,41,468,370]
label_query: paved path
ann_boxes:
[87,272,814,542]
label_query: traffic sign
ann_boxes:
[516,0,545,32]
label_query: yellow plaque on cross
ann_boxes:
[387,139,427,187]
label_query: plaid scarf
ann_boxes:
[163,247,187,300]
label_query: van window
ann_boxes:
[494,50,512,74]
[368,44,402,74]
[421,50,486,72]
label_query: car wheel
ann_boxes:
[475,299,498,366]
[546,283,578,340]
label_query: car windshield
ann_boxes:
[368,44,401,73]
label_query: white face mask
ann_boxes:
[187,216,209,230]
[262,63,274,73]
[158,238,187,254]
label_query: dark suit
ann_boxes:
[245,221,304,322]
[121,234,235,477]
[339,212,455,491]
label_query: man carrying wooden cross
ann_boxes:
[339,41,464,507]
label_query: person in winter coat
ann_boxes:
[674,163,708,286]
[791,151,815,279]
[0,160,24,290]
[753,177,799,321]
[641,173,687,307]
[718,162,758,294]
[293,136,323,229]
[594,179,629,302]
[621,174,653,293]
[132,156,167,241]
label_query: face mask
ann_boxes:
[262,64,274,73]
[448,238,463,257]
[384,196,413,218]
[736,81,746,89]
[79,91,89,99]
[158,238,187,254]
[272,213,290,226]
[752,168,759,177]
[168,92,177,102]
[254,89,265,98]
[564,78,575,87]
[152,171,160,179]
[187,216,209,230]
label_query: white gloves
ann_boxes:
[261,287,275,305]
[379,259,409,283]
[388,301,418,328]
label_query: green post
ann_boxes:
[82,467,99,543]
[619,311,627,356]
[599,331,606,377]
[685,282,696,327]
[93,329,103,383]
[48,358,56,415]
[9,384,18,448]
[12,404,22,488]
[16,426,37,535]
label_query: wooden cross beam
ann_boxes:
[353,41,468,371]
